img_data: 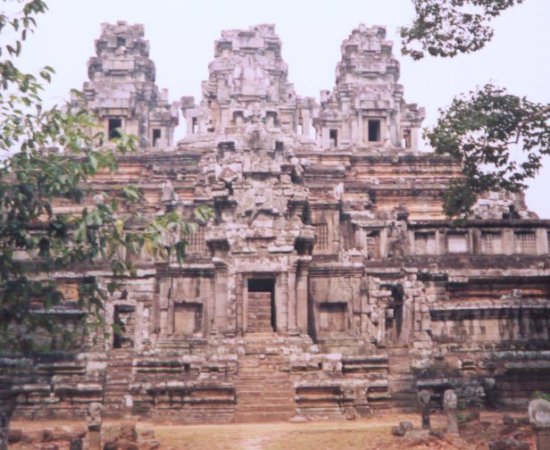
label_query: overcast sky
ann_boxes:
[15,0,550,217]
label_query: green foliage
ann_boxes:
[401,0,524,59]
[533,391,550,402]
[426,84,550,217]
[0,0,214,353]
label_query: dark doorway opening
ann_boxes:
[368,119,381,142]
[385,284,404,345]
[108,117,122,140]
[247,278,276,332]
[152,128,161,147]
[113,304,135,349]
[391,285,404,339]
[329,129,338,147]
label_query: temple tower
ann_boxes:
[73,21,178,149]
[315,25,425,150]
[180,24,316,146]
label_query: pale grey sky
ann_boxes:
[15,0,550,217]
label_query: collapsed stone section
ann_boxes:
[72,21,178,149]
[315,25,425,150]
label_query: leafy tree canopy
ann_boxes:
[401,0,549,218]
[427,84,550,217]
[401,0,524,59]
[0,0,212,353]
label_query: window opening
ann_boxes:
[368,120,381,142]
[152,128,161,147]
[108,118,122,140]
[329,129,338,147]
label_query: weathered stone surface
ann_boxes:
[488,439,530,450]
[3,21,550,425]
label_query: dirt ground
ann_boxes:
[11,411,536,450]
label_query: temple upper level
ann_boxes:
[180,24,316,148]
[315,25,425,150]
[180,24,424,152]
[76,23,425,153]
[72,21,178,149]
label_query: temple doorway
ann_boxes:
[113,304,135,349]
[247,278,276,333]
[386,284,405,345]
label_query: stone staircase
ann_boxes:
[388,346,417,411]
[234,334,296,423]
[103,349,134,417]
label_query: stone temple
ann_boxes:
[5,22,550,422]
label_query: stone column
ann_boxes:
[214,263,230,336]
[287,266,298,335]
[86,402,102,450]
[235,272,243,335]
[296,262,309,335]
[418,390,431,430]
[357,114,363,145]
[443,389,459,435]
[529,398,550,450]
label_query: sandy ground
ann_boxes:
[11,411,536,450]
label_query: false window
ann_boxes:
[192,117,198,134]
[481,232,502,254]
[403,129,412,148]
[514,231,536,254]
[188,225,207,254]
[174,303,202,335]
[415,231,436,255]
[108,118,122,140]
[447,233,468,253]
[315,223,329,250]
[319,303,347,332]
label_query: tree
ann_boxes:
[427,84,550,216]
[401,0,524,60]
[401,0,549,217]
[0,0,211,352]
[0,2,212,446]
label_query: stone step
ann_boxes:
[237,377,290,382]
[237,392,293,399]
[235,401,294,409]
[234,411,293,423]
